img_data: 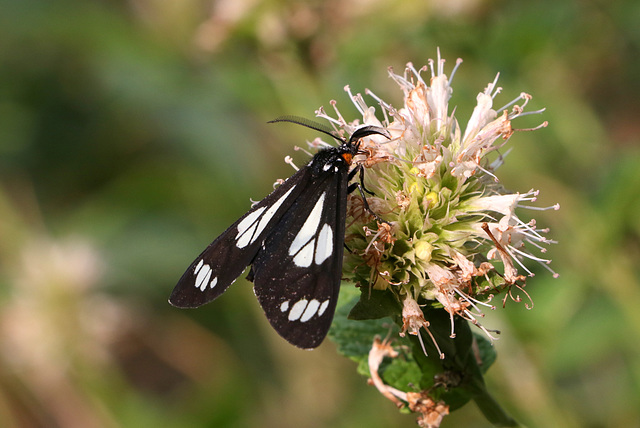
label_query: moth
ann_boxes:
[169,117,388,349]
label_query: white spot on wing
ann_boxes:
[300,299,320,322]
[194,263,212,291]
[314,223,333,265]
[293,240,314,268]
[280,301,289,312]
[318,300,330,316]
[288,299,308,321]
[235,186,296,249]
[235,207,265,248]
[194,259,204,273]
[210,276,218,289]
[252,186,296,243]
[289,192,325,256]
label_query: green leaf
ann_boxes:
[348,288,403,320]
[330,289,423,394]
[330,287,396,360]
[473,331,497,374]
[378,352,423,393]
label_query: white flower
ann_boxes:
[312,49,558,340]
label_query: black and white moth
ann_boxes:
[169,117,388,349]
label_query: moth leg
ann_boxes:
[348,165,374,195]
[348,165,389,225]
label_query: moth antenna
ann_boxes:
[269,115,346,143]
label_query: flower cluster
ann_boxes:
[315,51,558,340]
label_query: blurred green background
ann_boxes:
[1,0,639,427]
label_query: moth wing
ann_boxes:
[250,169,349,349]
[169,167,310,308]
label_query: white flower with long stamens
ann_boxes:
[314,50,558,342]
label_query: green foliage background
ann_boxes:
[1,0,639,426]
